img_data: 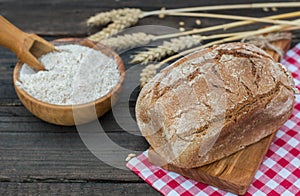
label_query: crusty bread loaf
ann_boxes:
[136,42,296,169]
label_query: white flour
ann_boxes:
[17,44,120,105]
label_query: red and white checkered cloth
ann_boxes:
[127,43,300,195]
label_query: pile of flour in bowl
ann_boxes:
[16,44,120,105]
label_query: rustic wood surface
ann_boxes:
[0,0,299,195]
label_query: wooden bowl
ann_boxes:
[13,38,125,126]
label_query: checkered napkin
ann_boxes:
[126,43,300,195]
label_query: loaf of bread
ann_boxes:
[136,42,296,169]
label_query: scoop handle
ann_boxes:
[0,16,29,56]
[0,15,45,70]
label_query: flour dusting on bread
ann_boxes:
[136,42,296,168]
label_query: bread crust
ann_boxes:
[136,42,296,168]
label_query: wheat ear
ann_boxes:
[100,33,155,51]
[88,9,142,41]
[100,31,239,52]
[87,8,142,26]
[132,35,202,64]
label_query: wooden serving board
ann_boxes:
[148,34,292,195]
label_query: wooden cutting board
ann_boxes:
[148,34,292,195]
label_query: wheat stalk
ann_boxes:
[87,8,142,26]
[142,2,300,17]
[155,11,300,40]
[100,33,155,51]
[132,35,202,64]
[88,9,142,41]
[169,12,300,27]
[87,3,300,25]
[185,18,300,55]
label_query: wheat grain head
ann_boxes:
[100,33,155,51]
[132,35,202,64]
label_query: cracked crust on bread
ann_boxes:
[136,42,296,168]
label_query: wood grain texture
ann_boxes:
[151,36,293,195]
[0,182,159,196]
[0,131,147,182]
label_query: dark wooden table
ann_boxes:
[0,0,299,195]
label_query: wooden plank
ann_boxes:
[0,80,19,105]
[0,104,142,135]
[0,182,160,195]
[0,103,140,133]
[0,131,148,182]
[149,35,292,194]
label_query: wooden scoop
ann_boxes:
[0,16,56,71]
